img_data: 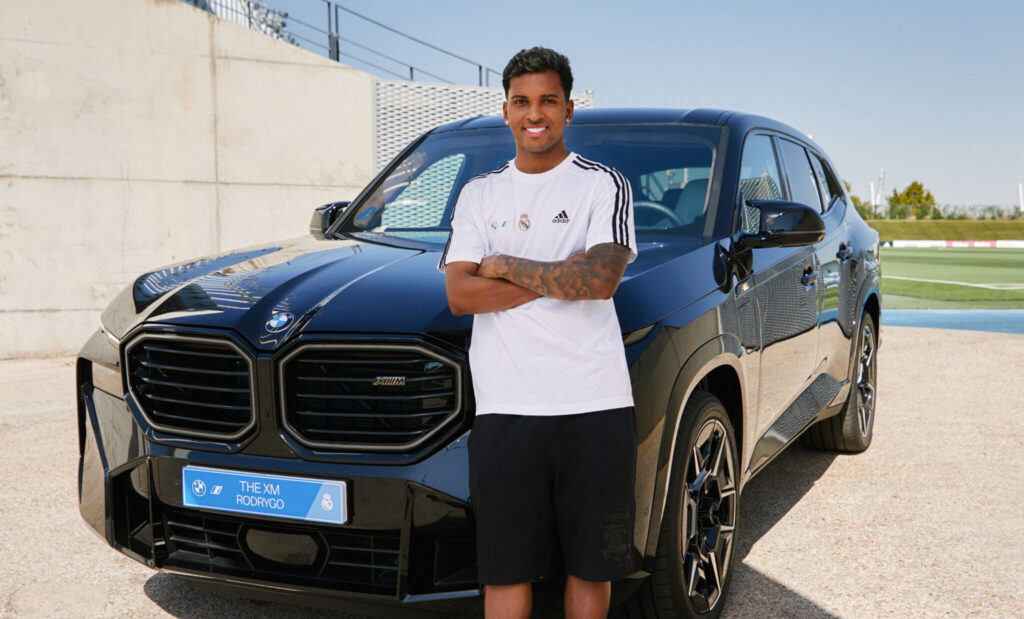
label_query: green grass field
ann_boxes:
[880,248,1024,309]
[867,220,1024,242]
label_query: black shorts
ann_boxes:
[468,407,638,585]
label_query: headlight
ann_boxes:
[101,325,121,348]
[92,361,124,397]
[92,325,124,397]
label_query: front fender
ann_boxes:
[642,332,745,565]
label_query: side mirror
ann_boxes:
[735,200,825,251]
[310,201,351,240]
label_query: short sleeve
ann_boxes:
[585,171,637,263]
[437,184,486,272]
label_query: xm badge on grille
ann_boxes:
[373,376,406,387]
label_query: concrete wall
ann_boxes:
[0,0,376,358]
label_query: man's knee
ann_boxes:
[485,582,532,619]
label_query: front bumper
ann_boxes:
[77,384,480,605]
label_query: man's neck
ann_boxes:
[514,147,571,174]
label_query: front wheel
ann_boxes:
[617,391,739,618]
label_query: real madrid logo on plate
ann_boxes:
[265,312,294,333]
[518,213,531,231]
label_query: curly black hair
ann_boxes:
[502,47,573,100]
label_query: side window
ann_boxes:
[737,134,782,232]
[810,153,844,210]
[380,153,466,228]
[778,139,823,211]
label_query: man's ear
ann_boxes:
[502,100,509,125]
[565,98,574,123]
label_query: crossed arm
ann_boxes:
[445,243,631,316]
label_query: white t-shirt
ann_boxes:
[440,153,637,416]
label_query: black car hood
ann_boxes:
[102,235,719,351]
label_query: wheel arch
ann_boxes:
[642,334,747,565]
[848,283,881,386]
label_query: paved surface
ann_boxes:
[0,326,1022,618]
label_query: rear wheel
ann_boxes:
[617,391,738,618]
[802,311,877,453]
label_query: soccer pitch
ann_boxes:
[880,248,1024,309]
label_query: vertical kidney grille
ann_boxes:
[126,335,254,439]
[282,345,461,450]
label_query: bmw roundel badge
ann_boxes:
[265,312,294,333]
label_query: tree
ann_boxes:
[887,181,938,219]
[843,181,874,219]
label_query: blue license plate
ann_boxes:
[182,466,347,525]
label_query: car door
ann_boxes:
[807,150,857,393]
[734,133,820,472]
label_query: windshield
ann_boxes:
[340,124,721,245]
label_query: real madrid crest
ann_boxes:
[518,213,531,231]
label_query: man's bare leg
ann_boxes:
[564,575,611,619]
[484,582,532,619]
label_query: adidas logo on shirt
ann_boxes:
[552,210,570,224]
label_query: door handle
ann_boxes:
[801,269,818,286]
[836,245,853,262]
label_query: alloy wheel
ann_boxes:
[856,323,876,437]
[681,418,737,613]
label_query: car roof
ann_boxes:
[433,107,825,154]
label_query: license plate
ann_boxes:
[182,466,347,525]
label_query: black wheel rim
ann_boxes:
[681,418,736,613]
[856,323,876,437]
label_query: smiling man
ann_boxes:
[440,47,638,619]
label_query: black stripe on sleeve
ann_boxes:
[574,156,627,246]
[437,162,509,272]
[437,207,457,272]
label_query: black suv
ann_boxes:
[76,108,880,617]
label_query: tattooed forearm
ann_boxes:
[479,243,630,301]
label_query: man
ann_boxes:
[440,47,637,619]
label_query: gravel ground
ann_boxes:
[0,326,1021,618]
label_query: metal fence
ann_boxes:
[180,0,596,173]
[182,0,295,42]
[182,0,501,86]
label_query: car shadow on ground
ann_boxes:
[721,444,840,618]
[145,444,840,619]
[143,572,439,618]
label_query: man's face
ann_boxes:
[503,70,574,159]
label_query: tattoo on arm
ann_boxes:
[484,243,631,300]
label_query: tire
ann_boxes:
[801,311,878,453]
[616,391,739,619]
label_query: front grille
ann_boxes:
[125,334,254,440]
[162,508,400,595]
[280,343,462,451]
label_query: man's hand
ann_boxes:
[477,255,503,280]
[445,261,541,316]
[475,244,630,301]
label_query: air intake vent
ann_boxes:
[322,529,400,594]
[125,334,254,440]
[162,508,399,595]
[280,343,462,452]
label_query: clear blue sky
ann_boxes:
[266,0,1024,208]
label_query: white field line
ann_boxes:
[883,275,1024,290]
